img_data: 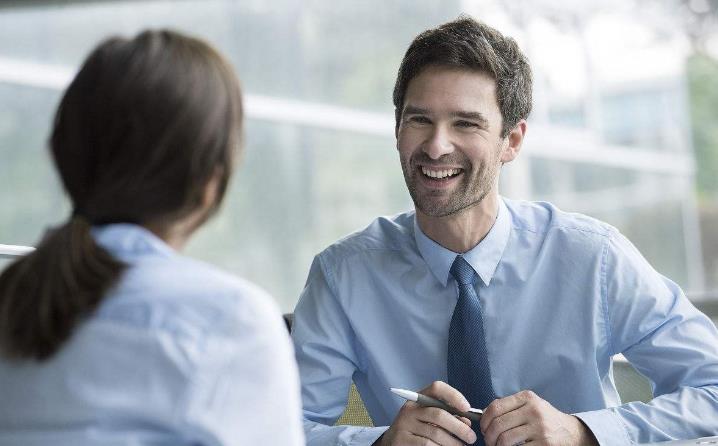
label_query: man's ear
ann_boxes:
[394,113,401,141]
[501,119,527,164]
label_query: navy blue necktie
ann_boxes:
[447,255,497,444]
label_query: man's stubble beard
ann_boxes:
[401,146,502,218]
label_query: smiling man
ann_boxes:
[292,16,718,446]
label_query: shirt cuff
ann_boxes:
[574,408,633,446]
[348,426,389,446]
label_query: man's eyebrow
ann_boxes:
[402,105,429,116]
[402,106,489,127]
[451,111,489,126]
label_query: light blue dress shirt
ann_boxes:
[292,198,718,445]
[0,224,304,446]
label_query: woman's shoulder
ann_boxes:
[96,253,284,341]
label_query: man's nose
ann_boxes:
[423,125,454,160]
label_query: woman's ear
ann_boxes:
[201,167,224,211]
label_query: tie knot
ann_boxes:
[450,256,476,286]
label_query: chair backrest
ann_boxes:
[336,383,374,427]
[283,313,653,427]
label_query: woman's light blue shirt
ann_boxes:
[0,224,304,446]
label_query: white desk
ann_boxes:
[0,244,34,259]
[644,437,718,445]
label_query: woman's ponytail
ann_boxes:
[0,217,125,360]
[0,30,242,361]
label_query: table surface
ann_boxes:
[644,436,718,445]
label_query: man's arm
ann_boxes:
[292,255,388,446]
[576,230,718,444]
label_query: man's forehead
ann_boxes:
[402,66,499,113]
[410,64,496,87]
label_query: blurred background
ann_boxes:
[0,0,716,319]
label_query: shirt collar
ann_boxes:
[414,198,512,287]
[91,223,176,259]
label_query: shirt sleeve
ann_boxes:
[575,230,718,444]
[292,255,388,446]
[179,292,306,446]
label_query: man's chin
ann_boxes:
[414,201,461,218]
[413,194,488,219]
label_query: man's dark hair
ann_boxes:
[393,16,532,137]
[0,30,243,360]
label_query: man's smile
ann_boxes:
[418,165,465,187]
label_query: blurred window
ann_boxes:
[0,0,708,311]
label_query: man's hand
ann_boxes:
[479,390,598,446]
[374,381,477,446]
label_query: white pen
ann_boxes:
[390,387,484,422]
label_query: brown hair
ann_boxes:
[0,30,243,360]
[393,16,533,137]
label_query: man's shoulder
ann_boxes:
[318,210,416,262]
[504,198,617,241]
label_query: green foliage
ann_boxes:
[687,54,718,201]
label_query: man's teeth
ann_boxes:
[421,167,461,179]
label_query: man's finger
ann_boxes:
[412,424,468,446]
[416,407,477,444]
[482,405,532,446]
[480,390,536,433]
[406,434,442,446]
[421,380,471,412]
[487,423,532,446]
[457,415,472,426]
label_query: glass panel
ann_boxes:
[186,122,406,309]
[0,258,12,273]
[0,0,708,311]
[0,1,458,110]
[0,84,67,246]
[530,159,694,286]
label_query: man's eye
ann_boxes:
[455,120,478,128]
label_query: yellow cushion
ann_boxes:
[336,383,374,427]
